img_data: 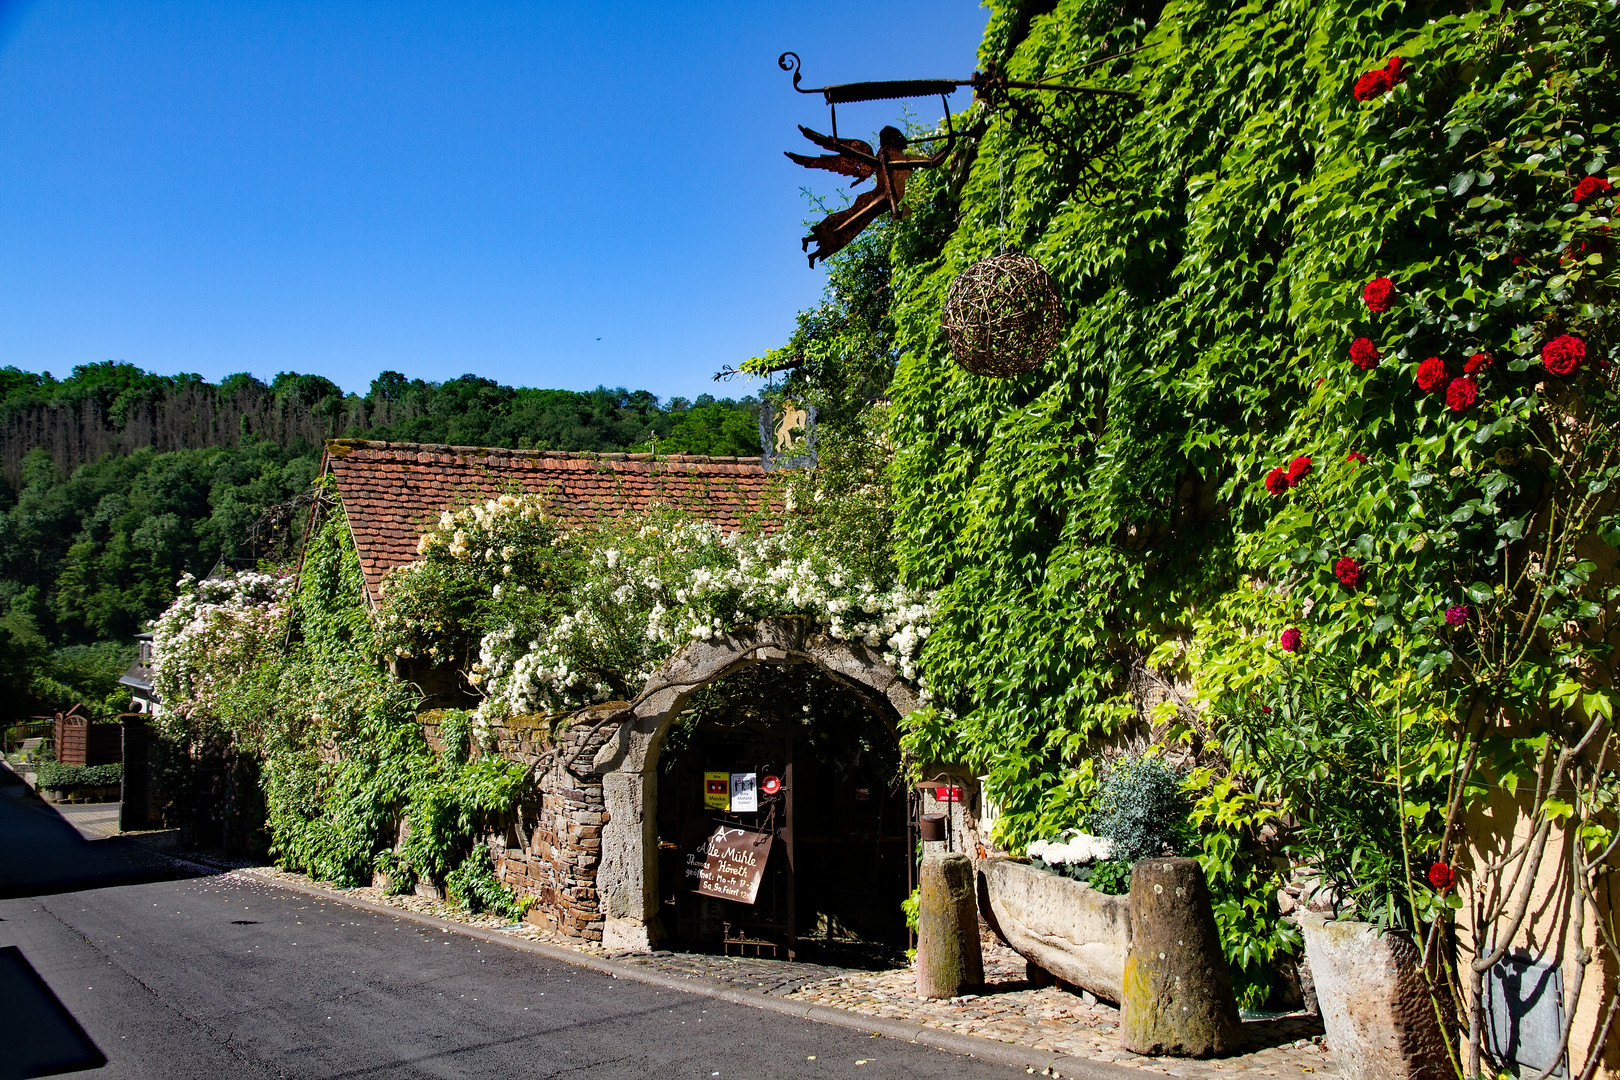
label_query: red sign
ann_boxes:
[935,785,964,803]
[761,775,781,796]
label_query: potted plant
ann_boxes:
[1222,659,1458,1080]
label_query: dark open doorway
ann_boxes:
[654,664,909,966]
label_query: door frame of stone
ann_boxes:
[577,616,918,951]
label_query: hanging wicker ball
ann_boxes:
[941,251,1065,378]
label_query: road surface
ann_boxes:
[0,771,1017,1080]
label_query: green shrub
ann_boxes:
[1087,755,1187,864]
[372,849,417,896]
[445,845,528,921]
[34,761,122,791]
[1086,860,1132,896]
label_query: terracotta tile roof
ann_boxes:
[321,440,779,602]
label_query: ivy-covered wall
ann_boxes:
[878,0,1616,1067]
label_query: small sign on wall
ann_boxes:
[935,785,964,803]
[730,773,758,813]
[704,772,730,810]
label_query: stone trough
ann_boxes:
[979,857,1131,1004]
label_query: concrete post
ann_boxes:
[915,852,983,999]
[1122,857,1243,1057]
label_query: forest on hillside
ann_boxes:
[0,362,762,722]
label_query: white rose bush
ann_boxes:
[466,508,932,718]
[150,569,294,741]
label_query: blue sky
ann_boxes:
[0,1,990,400]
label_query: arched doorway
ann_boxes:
[654,663,908,961]
[586,617,919,953]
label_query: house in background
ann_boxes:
[320,439,775,605]
[317,439,778,704]
[119,632,159,716]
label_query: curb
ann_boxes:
[225,864,1145,1080]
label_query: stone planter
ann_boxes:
[979,857,1130,1004]
[1299,912,1454,1080]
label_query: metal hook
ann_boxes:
[778,52,812,93]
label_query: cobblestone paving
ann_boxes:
[786,940,1339,1079]
[237,866,1339,1079]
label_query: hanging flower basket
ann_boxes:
[941,251,1065,378]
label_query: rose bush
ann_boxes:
[150,569,293,742]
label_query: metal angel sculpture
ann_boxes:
[787,124,945,267]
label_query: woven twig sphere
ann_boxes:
[942,252,1065,378]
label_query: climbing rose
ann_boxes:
[1572,176,1612,203]
[1346,451,1368,465]
[1287,455,1313,486]
[1445,605,1470,626]
[1541,334,1586,377]
[1352,57,1404,101]
[1446,376,1478,413]
[1353,69,1391,100]
[1279,627,1303,653]
[1416,356,1447,393]
[1362,277,1395,312]
[1428,862,1455,892]
[1265,467,1290,496]
[1464,351,1493,375]
[1334,556,1363,590]
[1349,337,1381,370]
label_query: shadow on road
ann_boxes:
[0,944,107,1079]
[0,766,216,901]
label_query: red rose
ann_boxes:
[1428,862,1455,892]
[1541,334,1586,377]
[1463,351,1492,375]
[1279,627,1303,653]
[1353,69,1392,101]
[1446,376,1478,413]
[1415,356,1447,394]
[1363,277,1395,312]
[1353,56,1404,101]
[1572,176,1612,203]
[1287,455,1313,486]
[1349,338,1381,370]
[1334,556,1363,590]
[1346,451,1368,465]
[1265,467,1290,496]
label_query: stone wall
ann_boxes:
[431,706,622,942]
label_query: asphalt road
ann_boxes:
[0,774,1016,1080]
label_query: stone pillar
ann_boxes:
[1122,857,1243,1058]
[916,852,983,999]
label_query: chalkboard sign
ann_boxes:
[686,825,774,904]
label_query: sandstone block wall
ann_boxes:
[436,708,621,942]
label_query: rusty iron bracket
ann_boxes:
[777,50,1138,152]
[778,52,960,157]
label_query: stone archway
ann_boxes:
[575,616,919,951]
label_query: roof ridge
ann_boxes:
[325,438,760,467]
